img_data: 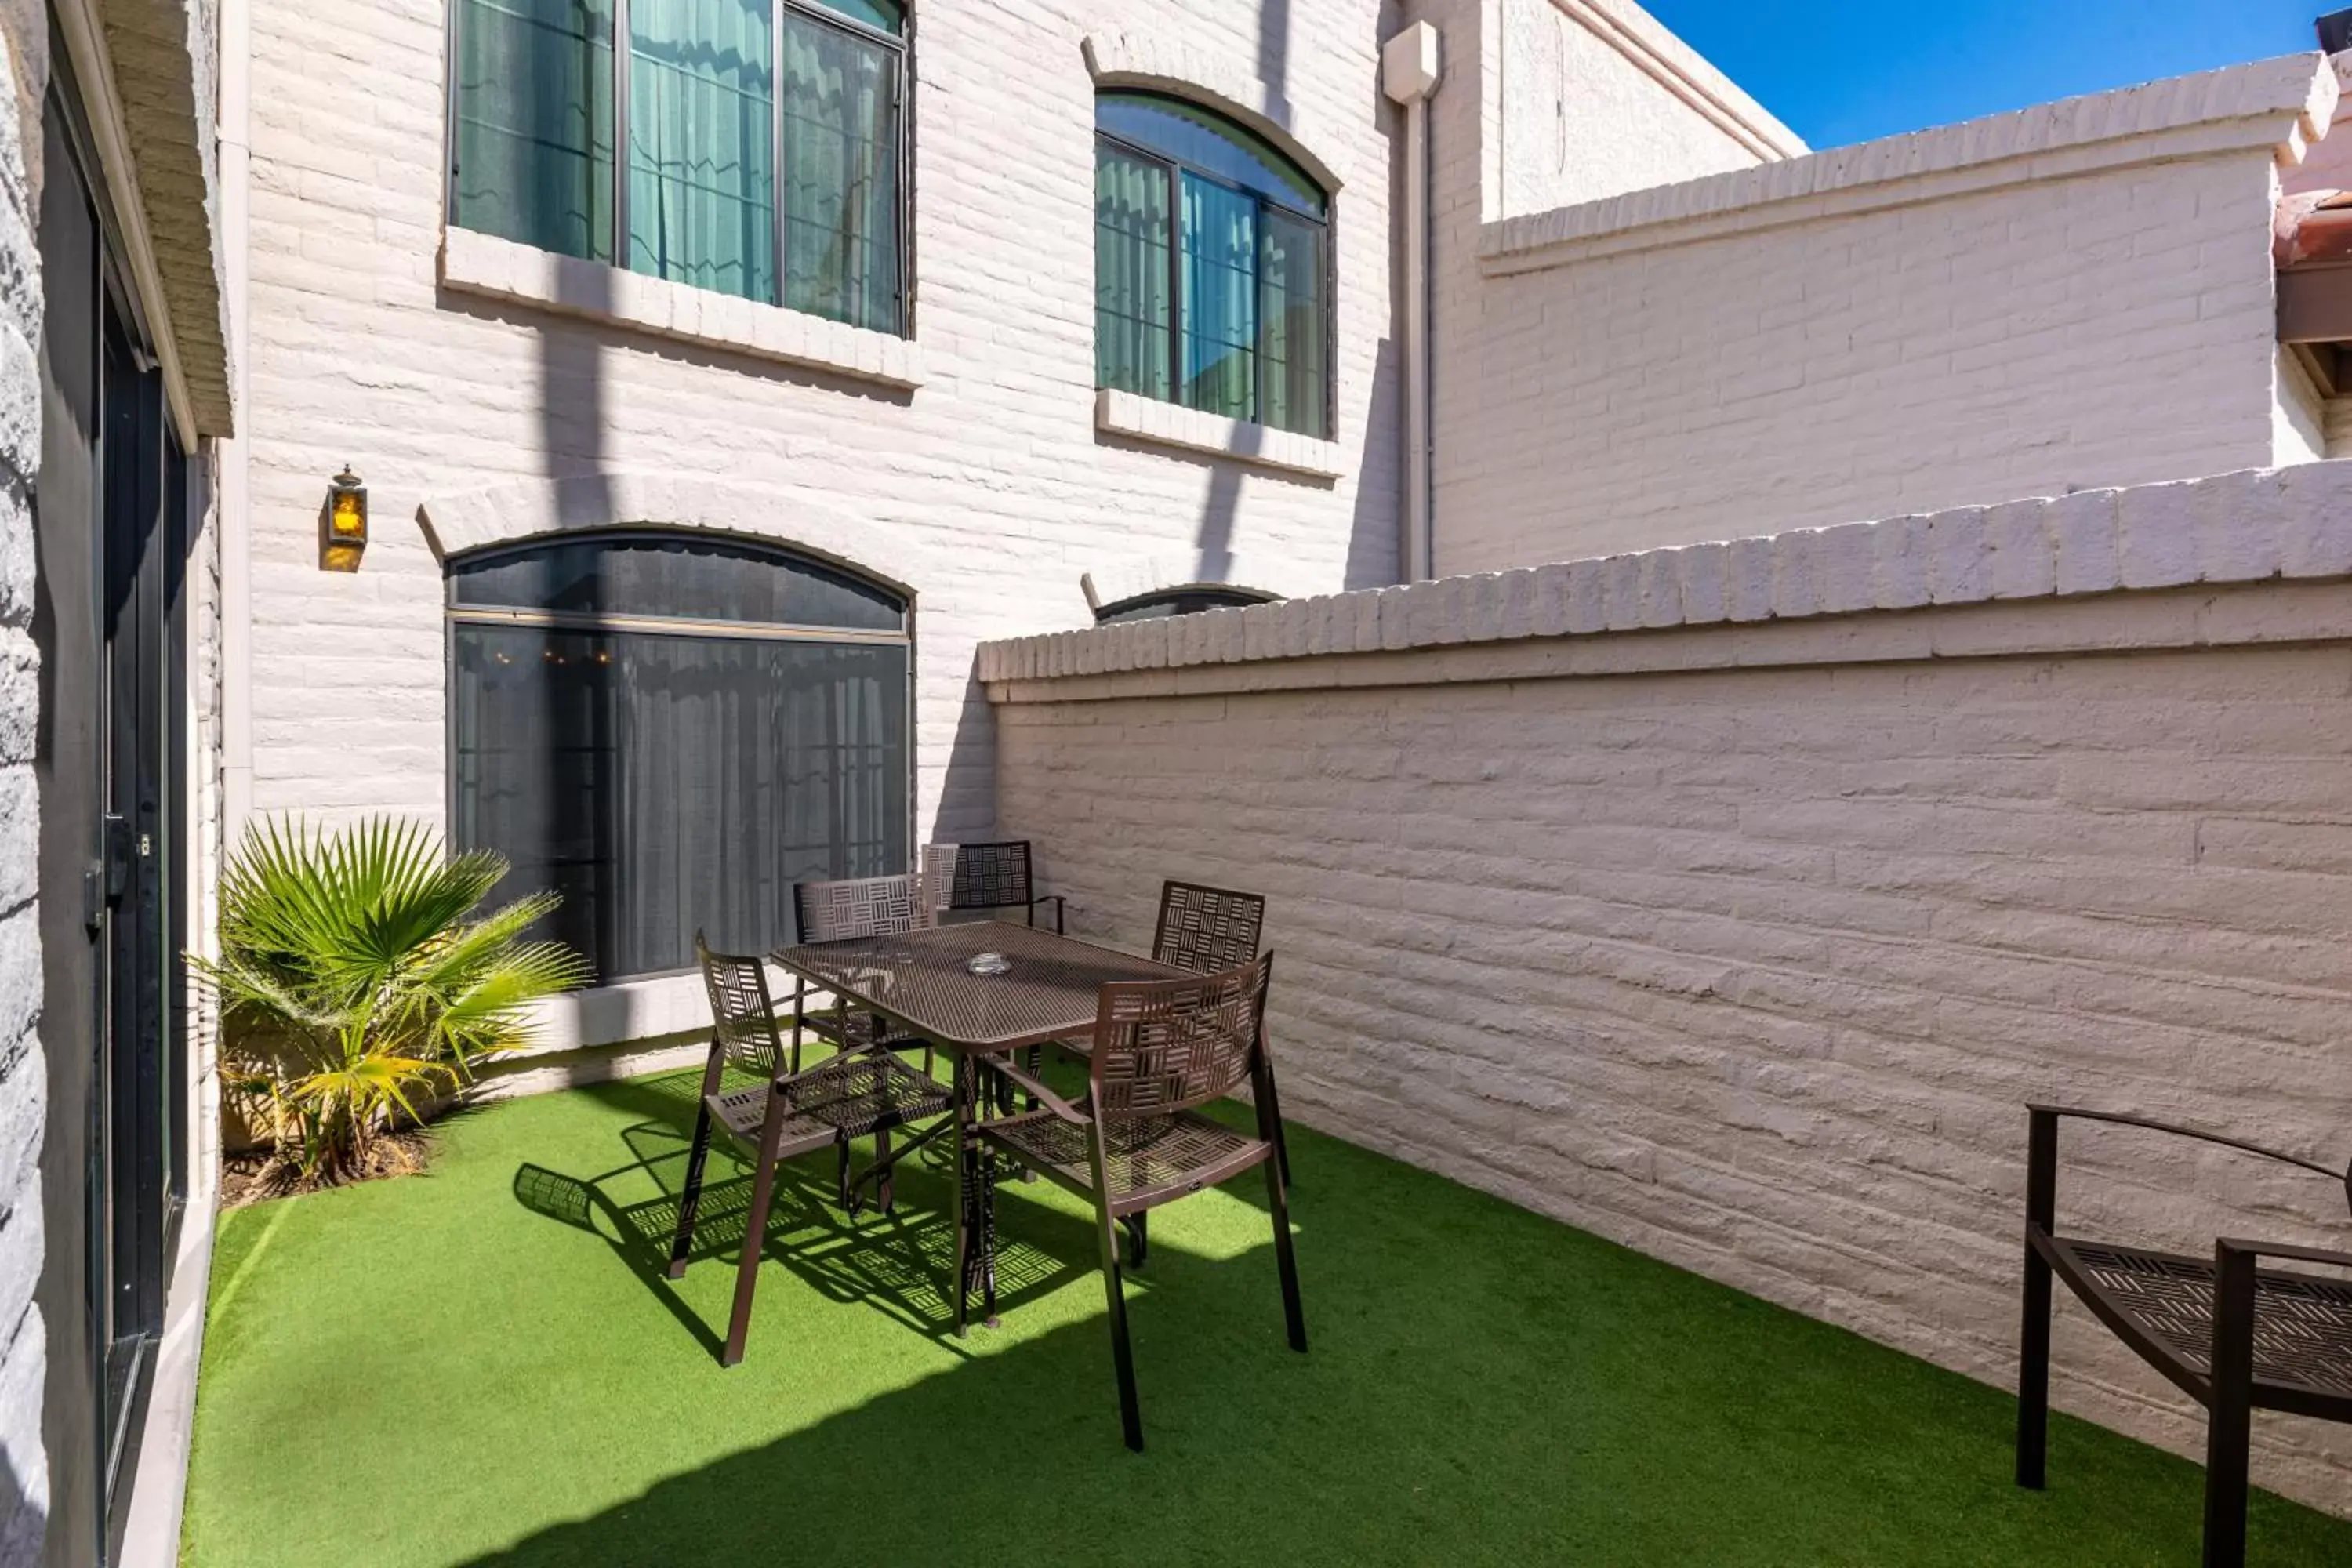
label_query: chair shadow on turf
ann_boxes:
[509,1067,1088,1356]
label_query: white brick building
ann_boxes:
[9,0,2352,1560]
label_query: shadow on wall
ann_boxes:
[1197,464,1242,583]
[1345,335,1403,588]
[1258,0,1294,129]
[537,265,615,528]
[931,672,996,846]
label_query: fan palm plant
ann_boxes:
[194,816,590,1183]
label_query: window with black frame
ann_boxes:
[448,0,906,333]
[1094,90,1330,438]
[447,532,910,983]
[1092,585,1278,624]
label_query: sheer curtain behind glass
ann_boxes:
[452,629,908,981]
[779,10,902,332]
[628,0,775,300]
[1260,208,1326,438]
[1181,174,1258,420]
[1095,143,1171,401]
[447,534,910,983]
[1093,92,1330,437]
[454,0,615,259]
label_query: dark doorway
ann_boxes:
[34,61,194,1568]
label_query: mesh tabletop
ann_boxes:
[773,920,1187,1054]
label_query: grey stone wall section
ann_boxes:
[0,14,40,1563]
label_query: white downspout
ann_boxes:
[1383,23,1442,583]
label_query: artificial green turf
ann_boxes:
[183,1068,2352,1567]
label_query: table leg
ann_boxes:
[979,1106,1000,1324]
[951,1054,972,1338]
[950,1055,1001,1334]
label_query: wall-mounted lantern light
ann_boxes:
[321,466,368,572]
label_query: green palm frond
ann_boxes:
[200,815,588,1180]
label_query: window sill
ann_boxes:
[1094,389,1344,478]
[440,226,924,391]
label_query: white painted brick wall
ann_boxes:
[239,0,1403,853]
[981,463,2352,1516]
[1493,0,1796,221]
[1443,148,2286,571]
[0,22,42,1563]
[1425,31,2335,573]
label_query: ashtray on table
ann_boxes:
[967,952,1011,975]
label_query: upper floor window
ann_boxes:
[1094,91,1329,438]
[450,0,906,334]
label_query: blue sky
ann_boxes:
[1639,0,2320,149]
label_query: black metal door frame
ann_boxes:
[96,299,183,1515]
[35,47,194,1564]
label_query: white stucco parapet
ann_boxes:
[1541,0,1806,162]
[438,227,925,390]
[976,460,2352,684]
[1094,390,1346,479]
[1482,51,2340,271]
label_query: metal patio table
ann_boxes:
[770,919,1187,1333]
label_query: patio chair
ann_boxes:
[978,953,1305,1451]
[922,842,1059,1119]
[2014,1105,2352,1567]
[1055,881,1292,1227]
[666,933,953,1367]
[791,872,935,1069]
[921,840,1064,932]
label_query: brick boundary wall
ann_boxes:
[979,459,2352,1515]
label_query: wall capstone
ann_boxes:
[1483,51,2341,270]
[978,462,2352,684]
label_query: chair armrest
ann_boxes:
[1026,894,1065,934]
[2027,1104,2347,1188]
[2026,1105,2352,1236]
[985,1057,1089,1124]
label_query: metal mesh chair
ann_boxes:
[978,953,1304,1450]
[922,844,1063,1120]
[1056,881,1291,1194]
[791,872,935,1068]
[2016,1105,2352,1566]
[667,934,953,1366]
[922,840,1064,932]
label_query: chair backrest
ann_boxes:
[921,840,1034,914]
[695,931,784,1079]
[1090,953,1273,1122]
[1152,880,1265,975]
[793,872,931,943]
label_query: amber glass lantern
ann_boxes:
[321,466,367,572]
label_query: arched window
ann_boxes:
[447,530,909,983]
[1092,584,1279,624]
[1094,90,1330,437]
